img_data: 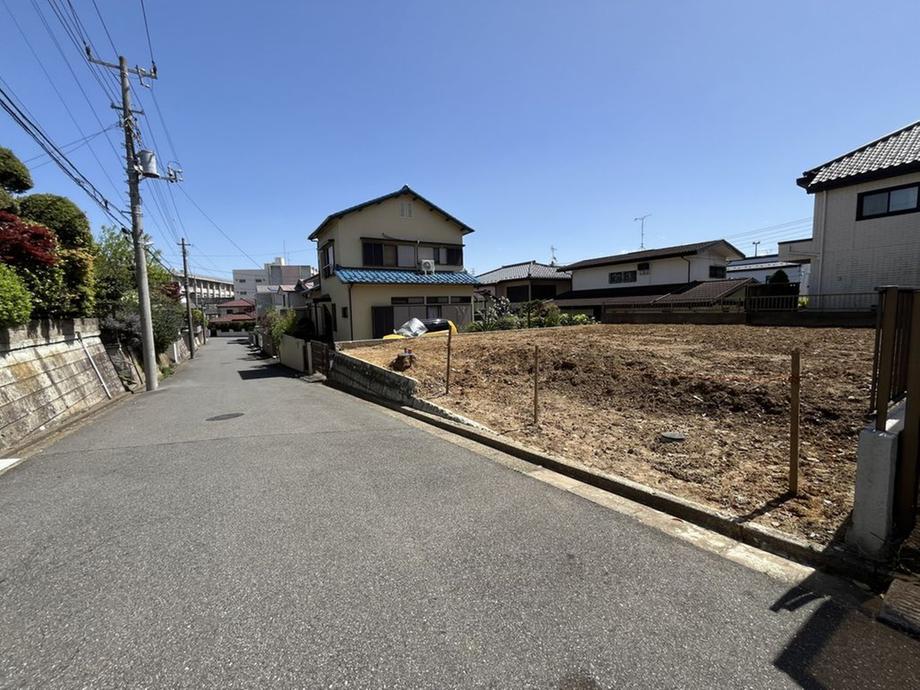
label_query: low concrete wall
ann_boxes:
[279,335,306,372]
[0,319,124,453]
[326,351,487,428]
[603,311,745,325]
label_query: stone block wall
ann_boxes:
[0,319,124,453]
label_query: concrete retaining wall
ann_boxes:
[0,319,124,453]
[327,351,488,428]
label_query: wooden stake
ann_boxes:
[533,344,540,425]
[445,328,453,394]
[789,348,801,496]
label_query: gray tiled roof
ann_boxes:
[798,120,920,192]
[559,240,743,271]
[655,278,752,304]
[476,261,570,284]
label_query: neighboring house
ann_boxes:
[215,298,255,318]
[790,120,920,296]
[727,255,805,286]
[232,258,314,299]
[476,261,572,302]
[308,185,479,340]
[553,239,746,316]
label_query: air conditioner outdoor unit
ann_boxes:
[419,259,435,274]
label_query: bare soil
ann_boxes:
[347,324,875,546]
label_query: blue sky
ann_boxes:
[1,1,917,278]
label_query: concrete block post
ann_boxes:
[847,401,905,560]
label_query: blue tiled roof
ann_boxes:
[335,267,480,285]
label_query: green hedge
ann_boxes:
[0,264,32,328]
[19,194,93,249]
[0,147,32,194]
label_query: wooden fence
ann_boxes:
[870,286,920,532]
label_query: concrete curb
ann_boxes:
[329,377,891,587]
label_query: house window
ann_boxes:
[426,296,450,304]
[238,279,246,283]
[709,265,727,279]
[450,296,472,303]
[506,285,530,302]
[255,278,263,283]
[342,306,348,318]
[400,201,413,218]
[446,246,462,265]
[321,242,335,277]
[239,291,248,295]
[362,242,400,267]
[417,246,435,262]
[637,262,650,275]
[392,297,425,305]
[608,271,637,284]
[857,183,920,220]
[397,244,415,267]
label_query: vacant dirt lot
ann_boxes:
[348,324,876,545]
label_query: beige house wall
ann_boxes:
[320,195,467,269]
[570,251,730,291]
[809,171,920,295]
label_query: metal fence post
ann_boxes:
[789,348,800,496]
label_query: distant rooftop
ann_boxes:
[476,261,571,284]
[559,240,744,271]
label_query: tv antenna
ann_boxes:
[634,214,651,249]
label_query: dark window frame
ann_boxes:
[320,241,335,278]
[608,270,637,284]
[709,265,727,279]
[856,182,920,220]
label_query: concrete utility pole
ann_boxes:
[634,214,651,249]
[179,238,196,359]
[118,56,158,390]
[753,240,761,257]
[90,53,160,391]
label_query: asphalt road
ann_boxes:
[2,337,918,688]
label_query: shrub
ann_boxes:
[0,188,19,215]
[559,312,573,326]
[58,248,96,317]
[464,321,485,332]
[270,310,297,350]
[570,313,594,326]
[0,147,32,194]
[542,303,562,327]
[495,314,521,330]
[150,291,185,354]
[0,264,32,327]
[19,194,93,249]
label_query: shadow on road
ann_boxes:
[770,567,920,688]
[238,363,296,380]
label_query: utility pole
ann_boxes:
[179,238,196,359]
[634,214,651,249]
[752,240,761,257]
[89,52,163,391]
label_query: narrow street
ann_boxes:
[1,338,918,688]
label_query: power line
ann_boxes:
[139,0,155,65]
[0,82,128,227]
[4,0,125,203]
[176,185,262,268]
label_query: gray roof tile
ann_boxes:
[798,120,920,191]
[476,261,570,284]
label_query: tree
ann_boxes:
[0,147,32,194]
[0,188,20,215]
[19,193,93,249]
[0,264,32,328]
[94,225,184,354]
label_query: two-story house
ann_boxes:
[790,120,920,296]
[553,240,746,317]
[308,186,480,340]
